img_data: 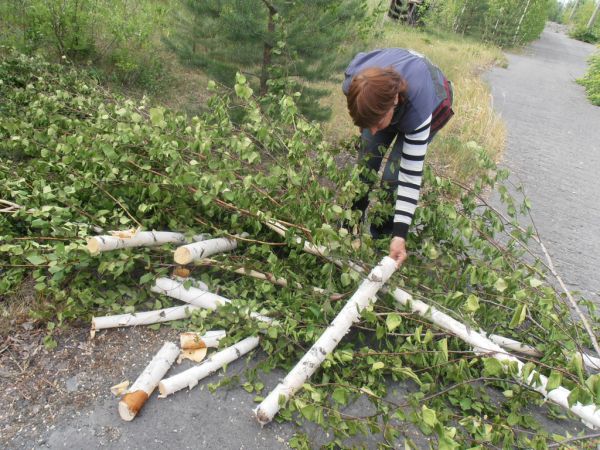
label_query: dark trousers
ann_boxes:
[353,126,440,237]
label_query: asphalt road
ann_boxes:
[485,24,600,304]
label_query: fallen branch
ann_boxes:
[119,341,179,421]
[198,259,345,301]
[0,199,21,213]
[91,305,201,337]
[87,231,186,254]
[392,288,600,429]
[254,256,397,425]
[158,336,260,397]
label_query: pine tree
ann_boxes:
[164,0,369,120]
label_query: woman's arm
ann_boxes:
[392,114,432,239]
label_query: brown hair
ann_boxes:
[346,67,407,128]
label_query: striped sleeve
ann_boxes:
[392,115,431,239]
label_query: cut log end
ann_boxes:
[157,381,168,398]
[254,407,272,426]
[119,390,149,421]
[173,266,190,278]
[87,238,100,255]
[180,332,207,350]
[174,247,192,265]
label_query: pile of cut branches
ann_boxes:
[2,49,600,448]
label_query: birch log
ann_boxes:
[180,330,226,349]
[174,237,237,264]
[151,278,229,310]
[158,336,260,397]
[254,257,397,425]
[391,288,600,429]
[91,305,201,337]
[152,277,276,325]
[87,231,186,254]
[118,341,179,421]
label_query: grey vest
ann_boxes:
[342,48,448,133]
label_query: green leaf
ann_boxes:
[483,358,504,377]
[340,273,351,287]
[509,304,527,328]
[438,338,448,362]
[421,405,437,427]
[546,370,562,392]
[529,277,543,288]
[43,335,57,350]
[385,313,402,332]
[267,326,278,339]
[26,253,46,265]
[372,361,385,370]
[332,387,348,405]
[149,107,165,127]
[464,294,480,312]
[494,278,508,292]
[331,205,343,214]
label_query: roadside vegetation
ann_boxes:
[548,0,599,43]
[550,0,600,106]
[578,52,600,105]
[3,1,600,448]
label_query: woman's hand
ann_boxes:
[389,237,407,268]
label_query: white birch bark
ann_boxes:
[254,257,397,425]
[587,1,600,30]
[391,288,600,429]
[180,330,226,349]
[158,336,260,397]
[513,0,532,46]
[174,237,237,264]
[91,305,201,337]
[482,332,542,357]
[87,231,186,254]
[118,341,179,421]
[151,278,229,310]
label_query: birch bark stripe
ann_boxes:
[118,341,179,421]
[158,336,260,397]
[174,237,238,264]
[254,257,397,425]
[87,231,186,254]
[391,288,600,429]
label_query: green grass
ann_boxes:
[578,51,600,106]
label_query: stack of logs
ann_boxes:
[87,225,600,428]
